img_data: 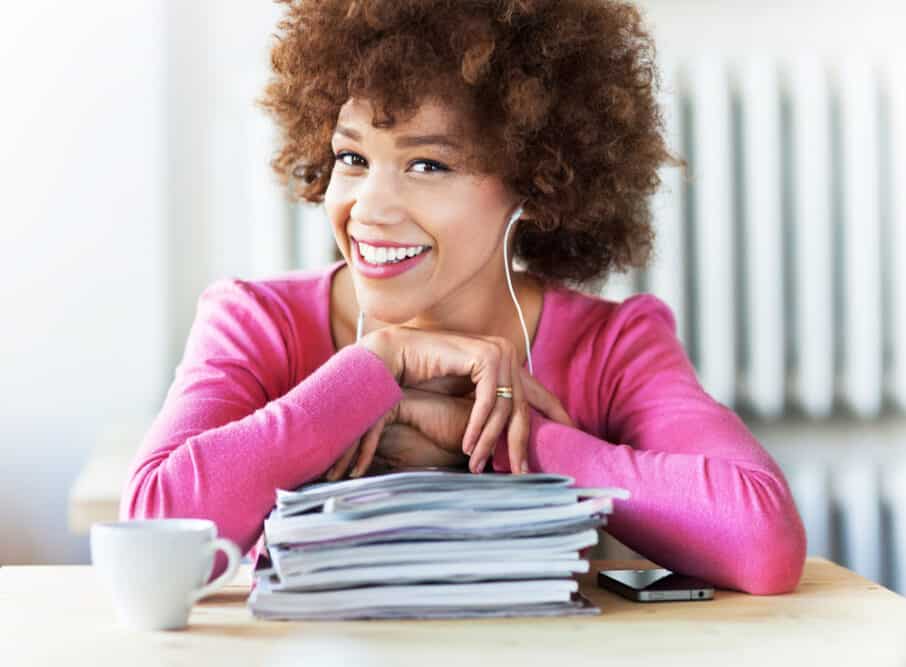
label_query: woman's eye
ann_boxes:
[410,159,450,174]
[335,151,366,167]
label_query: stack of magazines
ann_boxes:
[248,470,630,620]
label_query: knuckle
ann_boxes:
[482,342,503,364]
[491,336,515,359]
[483,350,501,369]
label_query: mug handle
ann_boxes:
[188,537,242,604]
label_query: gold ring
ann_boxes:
[496,386,514,399]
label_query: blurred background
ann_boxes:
[1,1,905,592]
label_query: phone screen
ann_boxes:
[597,568,714,602]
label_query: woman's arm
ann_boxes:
[119,279,403,566]
[492,294,807,595]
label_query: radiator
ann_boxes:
[596,53,906,594]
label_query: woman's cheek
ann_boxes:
[324,189,353,255]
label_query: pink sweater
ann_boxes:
[120,260,807,595]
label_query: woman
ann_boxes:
[121,0,807,595]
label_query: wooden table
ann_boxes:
[2,558,904,666]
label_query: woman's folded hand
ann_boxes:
[359,326,577,475]
[325,369,574,480]
[325,387,470,480]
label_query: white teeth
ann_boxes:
[357,241,429,265]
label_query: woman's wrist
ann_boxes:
[359,327,404,383]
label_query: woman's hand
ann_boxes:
[326,387,471,480]
[326,367,574,480]
[359,326,536,474]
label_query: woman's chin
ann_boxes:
[354,299,420,326]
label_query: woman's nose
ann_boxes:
[349,167,406,227]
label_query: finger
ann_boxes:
[520,368,574,427]
[343,404,399,479]
[325,453,344,481]
[468,338,513,473]
[507,347,531,474]
[327,438,360,481]
[461,340,505,457]
[350,416,387,478]
[327,441,360,481]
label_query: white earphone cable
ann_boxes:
[504,204,534,375]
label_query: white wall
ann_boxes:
[639,0,906,59]
[0,2,166,563]
[0,1,287,565]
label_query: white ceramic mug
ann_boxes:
[90,518,241,631]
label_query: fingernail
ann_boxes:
[475,458,486,473]
[350,469,361,478]
[521,461,530,474]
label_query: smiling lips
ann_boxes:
[352,238,432,278]
[356,240,430,265]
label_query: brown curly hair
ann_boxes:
[259,0,679,289]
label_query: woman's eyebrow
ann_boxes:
[334,125,461,150]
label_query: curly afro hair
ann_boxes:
[259,0,680,290]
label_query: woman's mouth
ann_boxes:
[351,239,432,279]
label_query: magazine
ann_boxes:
[248,577,600,621]
[269,529,600,578]
[248,471,630,620]
[264,496,618,547]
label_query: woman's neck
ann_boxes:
[331,262,544,365]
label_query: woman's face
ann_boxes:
[324,97,521,326]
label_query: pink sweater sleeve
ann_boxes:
[119,279,403,569]
[492,294,807,595]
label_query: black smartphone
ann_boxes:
[596,567,715,602]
